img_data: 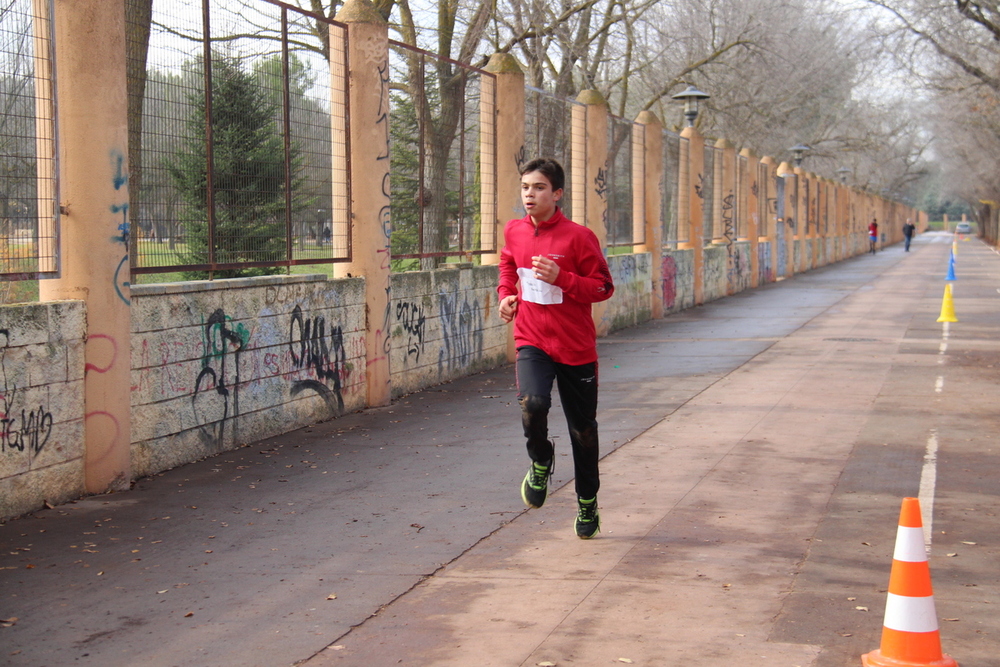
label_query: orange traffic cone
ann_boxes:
[861,498,958,667]
[936,284,957,323]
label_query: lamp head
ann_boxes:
[789,144,811,167]
[672,85,710,127]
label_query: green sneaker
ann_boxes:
[520,460,552,508]
[575,497,600,539]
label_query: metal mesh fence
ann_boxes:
[735,153,748,239]
[701,144,715,245]
[524,86,578,221]
[606,114,641,247]
[387,41,496,268]
[757,160,771,238]
[130,0,350,279]
[0,0,57,281]
[802,178,811,234]
[661,130,681,247]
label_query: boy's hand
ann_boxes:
[531,255,560,284]
[499,295,518,322]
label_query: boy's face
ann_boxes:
[521,170,563,223]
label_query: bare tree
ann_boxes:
[864,0,1000,208]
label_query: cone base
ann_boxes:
[862,649,958,667]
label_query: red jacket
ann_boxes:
[498,208,614,365]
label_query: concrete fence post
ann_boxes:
[678,125,706,304]
[333,0,391,408]
[741,148,760,288]
[38,0,131,493]
[635,110,663,318]
[573,90,609,334]
[713,138,735,247]
[777,162,797,277]
[481,53,524,266]
[759,156,777,283]
[482,53,524,362]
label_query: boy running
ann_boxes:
[497,158,615,539]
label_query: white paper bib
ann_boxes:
[517,267,564,305]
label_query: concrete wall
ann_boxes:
[662,249,695,314]
[757,241,774,285]
[726,241,753,295]
[704,245,728,302]
[0,301,86,518]
[604,253,653,333]
[129,275,367,478]
[389,265,507,398]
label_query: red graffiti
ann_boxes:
[85,334,118,373]
[662,255,677,310]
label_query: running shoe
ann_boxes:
[520,460,552,508]
[575,496,600,539]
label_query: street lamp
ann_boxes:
[789,144,811,168]
[672,85,710,127]
[836,167,851,184]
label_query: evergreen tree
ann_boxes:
[170,54,302,279]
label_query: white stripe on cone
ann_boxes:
[893,526,927,562]
[883,593,940,634]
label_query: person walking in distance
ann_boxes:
[497,157,615,539]
[902,218,915,252]
[869,218,879,254]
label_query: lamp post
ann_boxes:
[671,85,710,127]
[790,143,811,168]
[836,167,851,184]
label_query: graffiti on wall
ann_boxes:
[110,151,131,307]
[438,293,483,373]
[662,255,677,311]
[371,48,393,376]
[192,310,248,446]
[615,254,638,286]
[396,301,426,362]
[0,330,54,459]
[289,304,347,412]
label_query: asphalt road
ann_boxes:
[2,232,997,666]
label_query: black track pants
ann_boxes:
[515,345,600,500]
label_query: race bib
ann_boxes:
[517,267,563,305]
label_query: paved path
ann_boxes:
[3,233,998,667]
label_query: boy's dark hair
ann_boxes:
[520,157,565,192]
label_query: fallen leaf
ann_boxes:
[855,606,869,612]
[839,633,853,637]
[157,590,168,594]
[537,662,556,667]
[97,571,104,576]
[328,645,345,651]
[943,618,960,622]
[327,594,337,600]
[184,612,194,618]
[961,541,976,545]
[618,660,634,665]
[947,553,958,557]
[847,597,857,601]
